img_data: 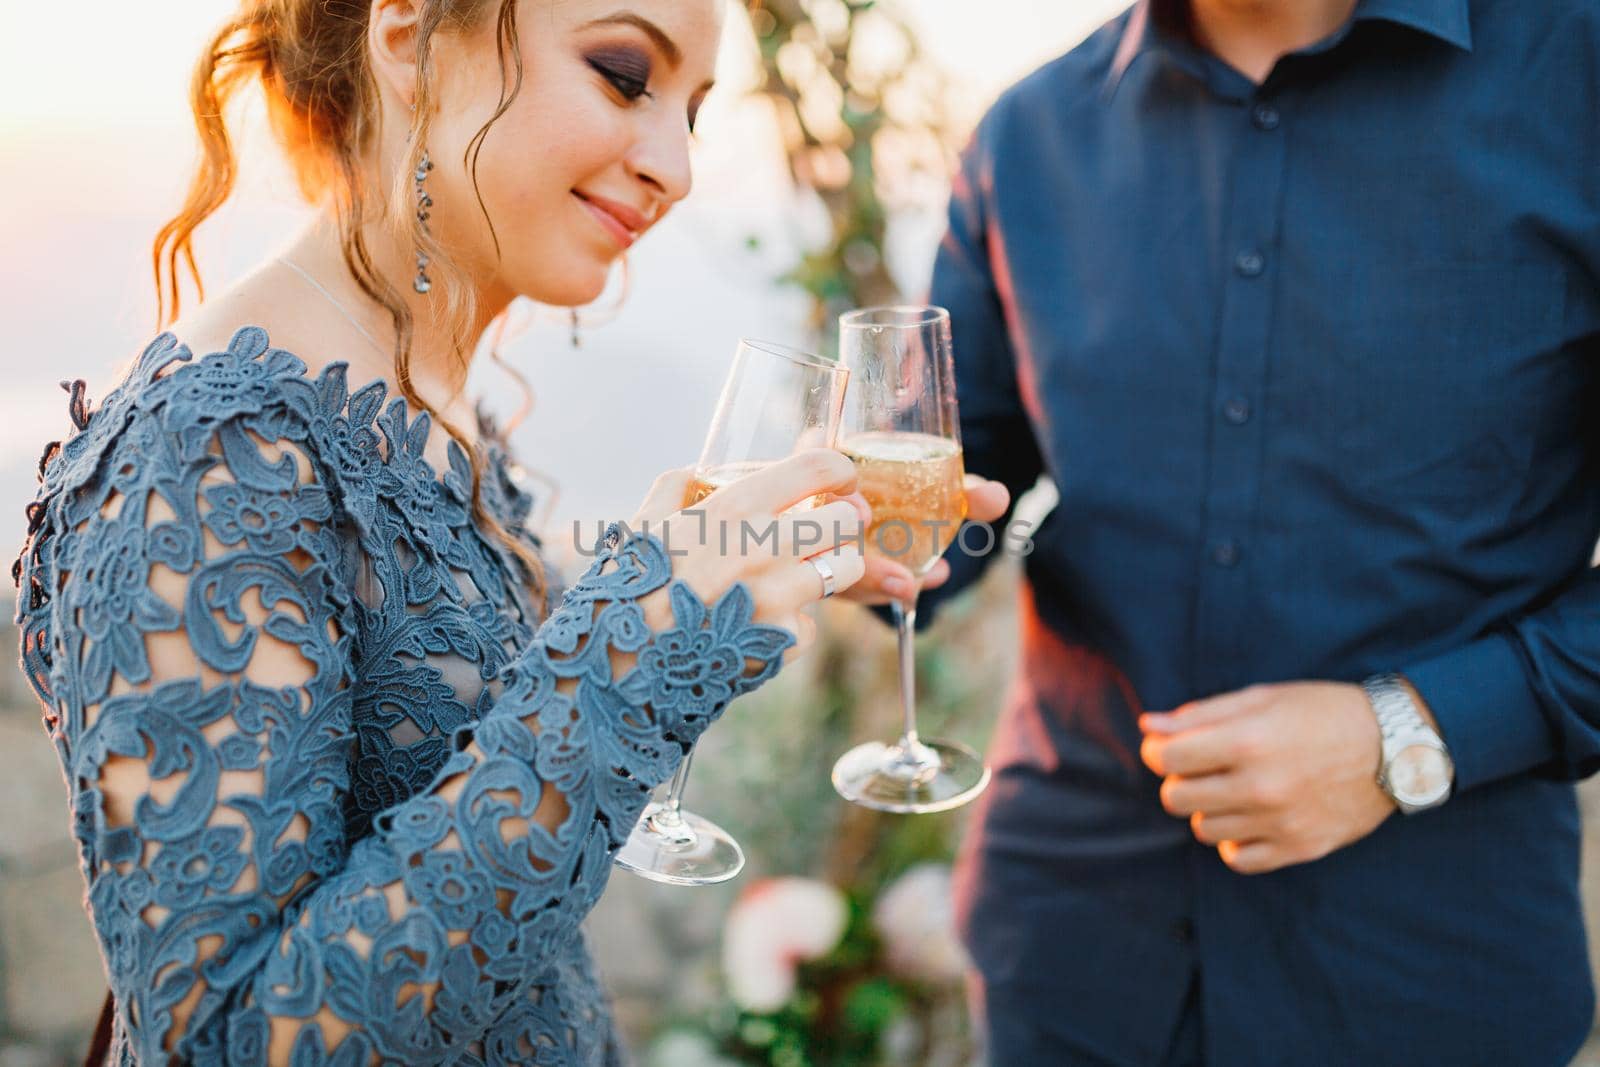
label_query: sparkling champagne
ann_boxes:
[841,430,966,576]
[685,461,825,512]
[685,462,764,506]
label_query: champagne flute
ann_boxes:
[614,338,849,884]
[830,305,991,814]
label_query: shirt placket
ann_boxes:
[1192,92,1288,698]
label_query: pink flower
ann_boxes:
[721,877,848,1012]
[872,863,969,983]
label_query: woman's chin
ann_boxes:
[534,275,614,308]
[522,266,611,309]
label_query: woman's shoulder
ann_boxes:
[11,324,354,706]
[28,320,522,562]
[37,325,365,507]
[18,321,421,595]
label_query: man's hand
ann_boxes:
[1139,681,1402,875]
[839,473,1012,606]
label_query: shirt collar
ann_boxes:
[1352,0,1472,51]
[1104,0,1472,99]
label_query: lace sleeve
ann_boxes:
[16,342,794,1065]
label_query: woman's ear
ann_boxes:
[368,0,423,109]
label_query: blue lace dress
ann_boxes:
[13,326,794,1066]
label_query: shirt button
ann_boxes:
[1210,539,1240,567]
[1234,250,1265,278]
[1173,917,1196,945]
[1222,396,1251,424]
[1252,103,1280,130]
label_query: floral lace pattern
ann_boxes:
[13,326,795,1066]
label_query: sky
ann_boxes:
[0,0,1129,555]
[0,1,1127,123]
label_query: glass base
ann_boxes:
[613,803,745,885]
[831,737,991,814]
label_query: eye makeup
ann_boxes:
[585,47,654,101]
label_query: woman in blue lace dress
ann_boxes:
[5,0,1016,1062]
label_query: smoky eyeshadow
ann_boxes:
[584,46,652,88]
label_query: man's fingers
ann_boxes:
[837,552,920,606]
[1159,773,1253,817]
[963,474,1010,524]
[1140,683,1275,734]
[1217,839,1280,875]
[1141,719,1255,778]
[918,556,953,591]
[1188,811,1266,845]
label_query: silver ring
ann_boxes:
[808,555,837,599]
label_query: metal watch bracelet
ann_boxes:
[1361,672,1454,814]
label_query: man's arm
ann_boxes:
[1138,574,1600,875]
[1399,569,1600,790]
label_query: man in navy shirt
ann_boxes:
[896,0,1600,1062]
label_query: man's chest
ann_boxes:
[986,85,1592,512]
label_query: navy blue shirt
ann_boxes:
[918,0,1600,1062]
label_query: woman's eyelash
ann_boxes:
[586,55,654,102]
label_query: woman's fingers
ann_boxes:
[821,489,873,525]
[630,454,873,665]
[668,499,864,561]
[766,543,867,609]
[710,448,858,517]
[781,610,819,665]
[631,467,695,524]
[771,500,864,558]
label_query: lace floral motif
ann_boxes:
[13,325,794,1066]
[617,581,793,745]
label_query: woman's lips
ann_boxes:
[574,191,643,251]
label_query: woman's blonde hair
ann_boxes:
[151,0,549,613]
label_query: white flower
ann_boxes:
[872,863,969,983]
[722,877,849,1012]
[647,1030,743,1067]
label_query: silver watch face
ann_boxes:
[1389,744,1451,806]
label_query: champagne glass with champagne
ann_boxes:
[830,305,991,813]
[614,338,849,884]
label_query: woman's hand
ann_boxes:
[838,473,1012,607]
[628,449,870,660]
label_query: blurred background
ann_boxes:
[1,1,1597,1064]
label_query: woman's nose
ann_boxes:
[625,115,694,207]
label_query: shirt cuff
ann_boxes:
[1400,630,1556,791]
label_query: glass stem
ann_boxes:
[655,750,695,828]
[891,597,920,750]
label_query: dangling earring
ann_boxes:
[567,254,631,349]
[413,149,434,294]
[409,99,435,294]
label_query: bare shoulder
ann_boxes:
[153,258,486,468]
[160,259,355,380]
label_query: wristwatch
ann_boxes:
[1361,672,1454,814]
